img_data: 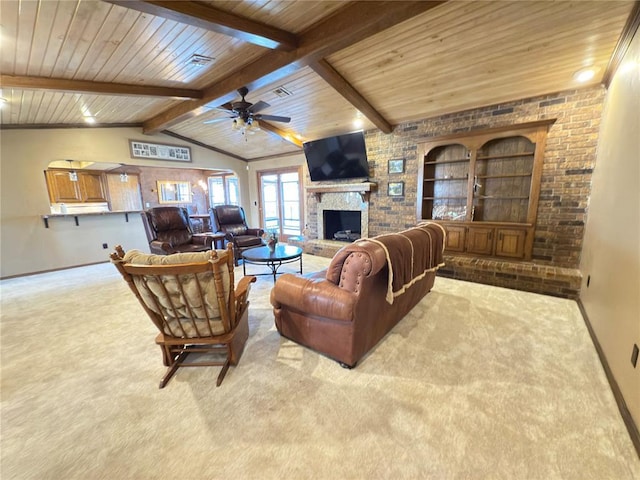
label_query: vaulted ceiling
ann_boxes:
[1,0,638,161]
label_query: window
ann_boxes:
[258,168,302,241]
[208,174,239,206]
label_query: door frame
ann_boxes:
[256,166,304,242]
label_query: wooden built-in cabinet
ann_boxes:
[45,169,108,203]
[417,120,554,260]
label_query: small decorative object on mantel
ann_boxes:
[388,158,405,174]
[263,230,279,252]
[388,181,404,197]
[129,140,191,162]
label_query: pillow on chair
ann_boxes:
[123,249,212,265]
[122,249,231,337]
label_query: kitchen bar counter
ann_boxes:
[41,210,142,228]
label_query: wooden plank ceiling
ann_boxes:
[0,0,636,161]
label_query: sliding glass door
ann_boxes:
[258,168,303,242]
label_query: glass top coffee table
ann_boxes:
[241,244,303,282]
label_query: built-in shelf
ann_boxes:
[41,210,141,228]
[307,182,377,202]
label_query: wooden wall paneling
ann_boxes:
[328,1,631,125]
[49,2,112,79]
[106,173,143,211]
[0,1,19,75]
[80,6,140,80]
[204,1,345,33]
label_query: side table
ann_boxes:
[193,232,226,250]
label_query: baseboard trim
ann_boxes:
[0,261,109,280]
[577,298,640,459]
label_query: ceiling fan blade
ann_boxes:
[248,100,270,114]
[203,117,232,124]
[216,102,234,112]
[255,114,291,123]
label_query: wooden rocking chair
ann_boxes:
[110,244,256,388]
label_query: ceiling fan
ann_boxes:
[203,86,291,134]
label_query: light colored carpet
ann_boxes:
[1,253,639,479]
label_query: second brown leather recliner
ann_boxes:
[209,205,265,265]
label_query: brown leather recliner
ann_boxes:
[209,205,265,265]
[270,223,446,368]
[141,206,214,254]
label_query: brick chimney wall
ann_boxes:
[303,86,605,297]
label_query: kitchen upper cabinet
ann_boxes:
[45,169,108,203]
[78,172,108,202]
[45,170,82,202]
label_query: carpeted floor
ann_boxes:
[1,253,639,479]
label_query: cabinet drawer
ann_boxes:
[466,227,494,255]
[444,225,466,252]
[495,228,526,259]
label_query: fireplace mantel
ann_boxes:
[307,182,377,202]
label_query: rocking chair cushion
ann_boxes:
[123,250,231,338]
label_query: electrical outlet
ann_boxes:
[631,344,639,368]
[102,243,108,249]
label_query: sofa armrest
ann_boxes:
[270,273,357,322]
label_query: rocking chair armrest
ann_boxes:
[234,275,257,320]
[235,275,257,301]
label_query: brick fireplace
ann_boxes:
[292,182,376,257]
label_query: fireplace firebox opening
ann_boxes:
[324,210,361,242]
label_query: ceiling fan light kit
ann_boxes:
[204,86,290,138]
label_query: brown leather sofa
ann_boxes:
[270,223,446,368]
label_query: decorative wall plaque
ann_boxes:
[129,140,191,162]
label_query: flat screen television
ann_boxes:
[303,131,369,181]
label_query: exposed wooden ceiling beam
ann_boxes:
[142,1,446,134]
[310,59,392,134]
[104,0,298,51]
[258,121,304,148]
[161,130,247,161]
[0,74,202,99]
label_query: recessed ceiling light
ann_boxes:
[573,67,599,83]
[83,116,96,124]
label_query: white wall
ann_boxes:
[580,32,640,427]
[0,127,249,277]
